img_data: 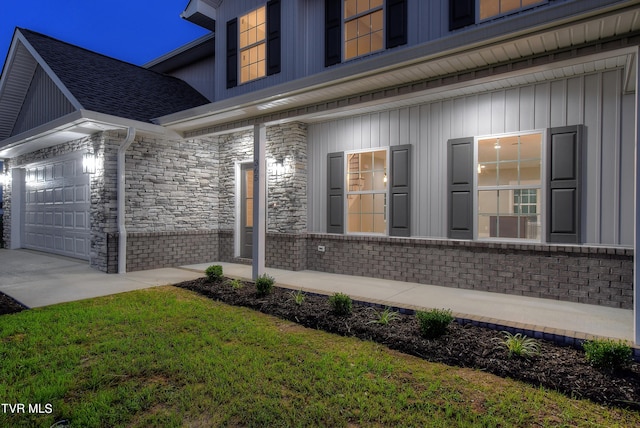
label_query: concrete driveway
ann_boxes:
[0,249,204,308]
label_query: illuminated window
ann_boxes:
[344,0,384,61]
[346,149,387,234]
[479,0,546,21]
[477,132,542,241]
[239,6,266,83]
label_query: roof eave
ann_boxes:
[0,110,177,158]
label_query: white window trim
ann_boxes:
[473,129,547,243]
[344,147,390,236]
[477,0,548,24]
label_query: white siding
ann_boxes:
[308,69,633,247]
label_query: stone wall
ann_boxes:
[306,234,634,309]
[125,136,219,231]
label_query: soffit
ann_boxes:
[163,3,640,137]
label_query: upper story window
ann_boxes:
[344,0,384,61]
[226,1,281,89]
[450,0,548,31]
[239,6,267,84]
[479,0,546,21]
[325,0,407,67]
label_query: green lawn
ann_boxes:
[1,286,638,427]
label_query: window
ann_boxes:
[448,126,581,243]
[346,149,387,233]
[239,6,266,84]
[344,0,384,60]
[326,0,406,67]
[476,132,542,241]
[479,0,546,21]
[227,1,280,88]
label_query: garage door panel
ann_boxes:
[24,155,90,261]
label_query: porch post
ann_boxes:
[252,123,266,280]
[635,46,640,345]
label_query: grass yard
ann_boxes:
[1,286,638,427]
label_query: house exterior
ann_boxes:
[2,0,640,342]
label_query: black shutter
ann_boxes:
[266,0,281,76]
[325,0,342,67]
[386,0,407,49]
[449,0,475,31]
[327,152,344,233]
[390,144,411,236]
[226,18,238,88]
[448,137,474,239]
[547,125,583,244]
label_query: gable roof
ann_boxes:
[0,28,211,146]
[17,29,210,124]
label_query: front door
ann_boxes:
[240,163,253,259]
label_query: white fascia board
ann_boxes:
[0,32,22,98]
[16,30,84,111]
[0,110,176,158]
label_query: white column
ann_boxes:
[252,123,266,280]
[9,168,24,249]
[634,46,640,345]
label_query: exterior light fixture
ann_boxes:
[0,172,9,186]
[383,172,387,183]
[82,152,96,174]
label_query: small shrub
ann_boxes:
[205,265,223,282]
[329,293,352,316]
[583,339,632,371]
[368,307,401,326]
[416,308,454,339]
[229,278,244,289]
[255,273,275,296]
[498,332,540,358]
[289,289,306,305]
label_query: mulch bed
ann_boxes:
[2,278,639,409]
[0,292,27,315]
[175,277,640,410]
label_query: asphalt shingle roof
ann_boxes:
[20,29,210,123]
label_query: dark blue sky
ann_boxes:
[0,0,210,68]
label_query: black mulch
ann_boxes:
[0,292,27,315]
[176,277,640,410]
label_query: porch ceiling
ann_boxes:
[159,1,640,137]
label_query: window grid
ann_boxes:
[479,0,546,21]
[476,133,542,241]
[346,150,387,234]
[344,0,384,61]
[239,6,266,84]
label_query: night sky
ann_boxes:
[0,0,210,69]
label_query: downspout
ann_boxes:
[117,127,136,274]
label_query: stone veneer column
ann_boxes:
[266,122,308,233]
[217,122,308,269]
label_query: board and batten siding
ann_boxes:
[11,65,75,137]
[168,56,216,102]
[308,69,634,247]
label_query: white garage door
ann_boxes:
[23,154,90,260]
